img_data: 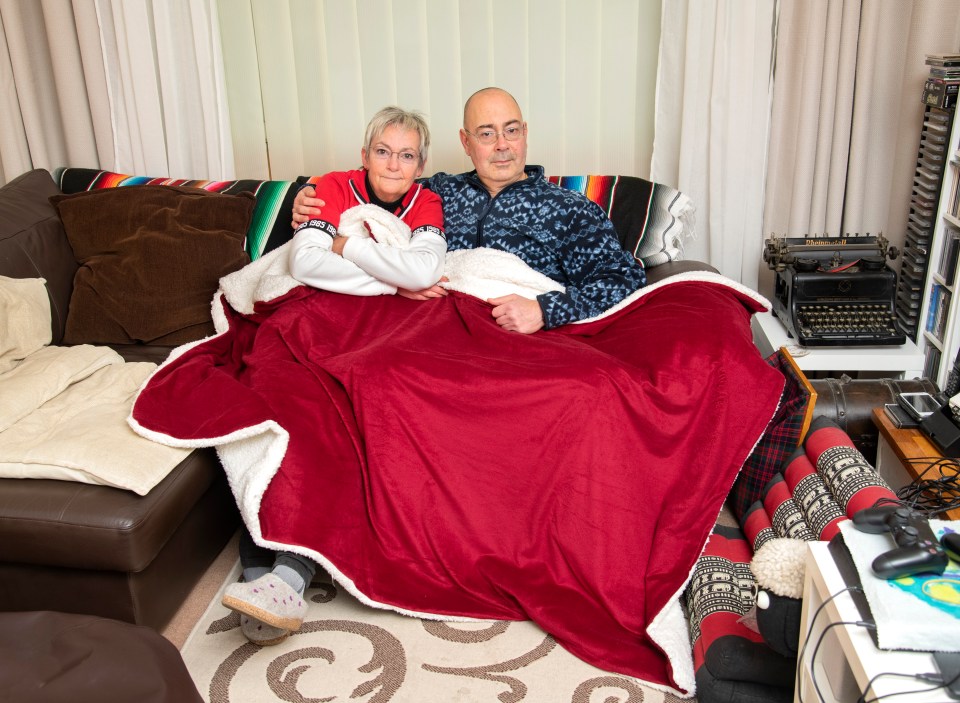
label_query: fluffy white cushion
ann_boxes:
[750,537,808,599]
[0,354,190,495]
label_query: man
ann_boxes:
[293,88,645,333]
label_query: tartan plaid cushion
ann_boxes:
[728,350,813,522]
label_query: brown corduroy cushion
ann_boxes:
[50,185,253,345]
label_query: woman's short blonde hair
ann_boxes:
[364,106,431,163]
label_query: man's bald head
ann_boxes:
[463,87,523,127]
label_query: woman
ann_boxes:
[223,106,445,646]
[288,105,446,295]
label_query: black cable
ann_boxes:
[856,671,923,703]
[809,619,876,703]
[858,666,960,703]
[895,456,960,517]
[795,586,862,703]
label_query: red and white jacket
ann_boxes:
[289,169,445,295]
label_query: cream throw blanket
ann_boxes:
[0,276,189,495]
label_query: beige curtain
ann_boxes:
[0,0,103,184]
[95,0,234,179]
[217,0,663,181]
[651,0,779,287]
[762,0,960,288]
[0,0,234,187]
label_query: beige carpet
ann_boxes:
[178,560,691,703]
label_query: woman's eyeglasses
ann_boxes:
[369,147,420,165]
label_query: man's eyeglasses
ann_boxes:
[464,124,525,145]
[369,147,420,165]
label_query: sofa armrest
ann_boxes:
[644,259,718,285]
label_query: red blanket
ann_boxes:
[131,275,783,695]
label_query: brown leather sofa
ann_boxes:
[0,169,240,630]
[0,166,712,633]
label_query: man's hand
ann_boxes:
[292,186,326,228]
[488,294,544,334]
[397,277,450,300]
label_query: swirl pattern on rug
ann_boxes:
[181,570,689,703]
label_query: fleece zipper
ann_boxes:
[465,172,533,249]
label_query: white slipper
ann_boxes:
[240,614,289,646]
[222,573,308,631]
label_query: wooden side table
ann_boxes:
[871,406,960,520]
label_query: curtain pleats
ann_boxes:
[0,0,234,186]
[94,0,234,179]
[0,0,100,183]
[651,0,778,287]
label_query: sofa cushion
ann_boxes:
[547,175,694,267]
[0,169,77,344]
[0,448,223,573]
[56,167,299,260]
[50,185,254,346]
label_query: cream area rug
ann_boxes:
[180,562,690,703]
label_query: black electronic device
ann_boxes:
[920,404,960,457]
[763,234,905,346]
[884,403,920,429]
[830,534,960,699]
[934,652,960,700]
[897,391,941,421]
[852,506,948,579]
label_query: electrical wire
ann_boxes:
[796,586,862,703]
[808,619,876,702]
[858,666,960,703]
[899,456,960,516]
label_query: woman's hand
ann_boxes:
[397,277,450,300]
[292,186,326,228]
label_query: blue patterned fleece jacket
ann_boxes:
[421,166,646,328]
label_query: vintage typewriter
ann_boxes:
[763,234,905,347]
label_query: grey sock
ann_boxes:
[273,552,316,593]
[272,564,306,596]
[242,566,270,583]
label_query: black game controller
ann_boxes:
[852,506,948,580]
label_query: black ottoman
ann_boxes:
[0,611,202,703]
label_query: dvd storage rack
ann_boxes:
[915,103,960,388]
[897,104,955,343]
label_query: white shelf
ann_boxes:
[795,542,947,703]
[752,311,925,378]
